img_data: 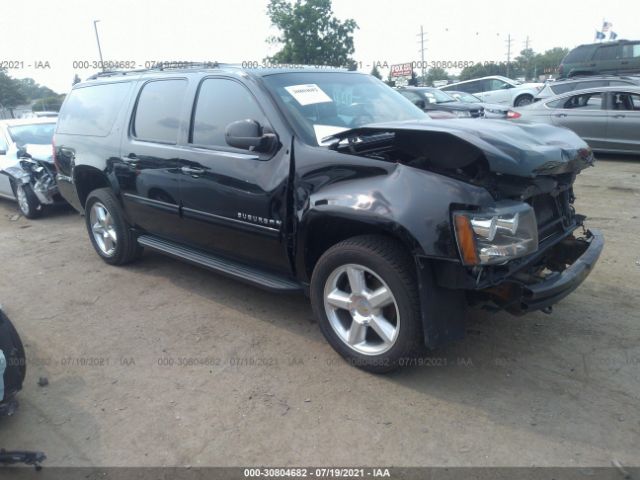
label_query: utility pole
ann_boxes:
[505,33,514,78]
[417,26,427,85]
[93,20,105,71]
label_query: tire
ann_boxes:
[15,183,42,219]
[84,188,142,265]
[514,95,533,107]
[310,235,423,373]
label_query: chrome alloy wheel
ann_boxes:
[90,202,117,256]
[323,263,400,355]
[16,185,30,215]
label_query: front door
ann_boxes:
[550,91,609,149]
[177,77,292,274]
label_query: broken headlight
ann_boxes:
[453,201,538,266]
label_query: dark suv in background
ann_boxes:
[559,40,640,78]
[54,65,602,372]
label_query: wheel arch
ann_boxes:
[73,166,112,210]
[296,212,424,283]
[514,93,534,106]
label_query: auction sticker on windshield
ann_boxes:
[284,84,333,106]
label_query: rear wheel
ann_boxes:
[310,235,423,373]
[85,188,142,265]
[15,183,42,219]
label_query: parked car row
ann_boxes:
[509,86,640,155]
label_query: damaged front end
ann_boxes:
[0,145,60,207]
[328,119,603,316]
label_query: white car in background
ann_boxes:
[440,75,544,107]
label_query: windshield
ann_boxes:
[421,89,457,104]
[8,123,55,146]
[262,72,427,145]
[450,92,481,103]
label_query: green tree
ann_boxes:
[426,67,450,86]
[514,48,536,80]
[408,70,419,86]
[32,95,65,112]
[384,72,396,87]
[370,65,382,79]
[459,62,509,81]
[266,0,358,67]
[533,47,569,78]
[0,70,27,108]
[73,74,82,85]
[16,78,56,101]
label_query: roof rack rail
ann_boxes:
[86,62,235,80]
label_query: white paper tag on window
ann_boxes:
[284,84,333,106]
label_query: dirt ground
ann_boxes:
[0,156,638,468]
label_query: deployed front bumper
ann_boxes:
[520,229,603,312]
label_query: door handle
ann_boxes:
[612,114,626,118]
[181,166,205,175]
[554,113,568,118]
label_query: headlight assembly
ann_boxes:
[453,201,538,266]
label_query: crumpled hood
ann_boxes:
[328,119,595,178]
[21,144,54,163]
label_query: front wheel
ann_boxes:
[310,235,423,373]
[84,188,142,265]
[514,95,533,107]
[15,183,42,219]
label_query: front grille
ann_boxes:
[470,108,483,118]
[528,191,575,242]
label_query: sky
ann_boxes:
[1,0,637,94]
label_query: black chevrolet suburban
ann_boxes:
[53,65,603,372]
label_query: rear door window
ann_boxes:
[593,45,620,61]
[133,79,188,144]
[563,45,595,63]
[621,43,640,58]
[57,82,132,136]
[610,92,640,111]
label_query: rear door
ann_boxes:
[550,91,608,148]
[118,78,188,241]
[176,76,293,274]
[605,91,640,153]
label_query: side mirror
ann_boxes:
[225,119,277,153]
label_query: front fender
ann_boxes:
[299,163,495,261]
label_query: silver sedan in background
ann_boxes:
[509,86,640,155]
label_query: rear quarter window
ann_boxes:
[57,82,132,136]
[563,45,596,64]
